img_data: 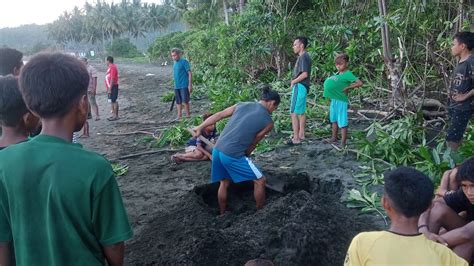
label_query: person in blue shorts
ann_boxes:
[323,53,363,147]
[192,86,280,214]
[171,48,193,118]
[287,36,311,145]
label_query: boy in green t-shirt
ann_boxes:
[323,54,363,147]
[0,53,133,266]
[0,76,39,150]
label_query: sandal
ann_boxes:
[285,139,300,146]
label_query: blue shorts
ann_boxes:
[211,149,264,183]
[290,83,307,114]
[174,88,190,104]
[329,99,348,128]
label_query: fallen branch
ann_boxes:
[115,118,179,126]
[98,130,154,136]
[116,148,180,160]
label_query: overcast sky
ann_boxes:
[0,0,163,28]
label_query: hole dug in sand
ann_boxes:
[128,171,377,265]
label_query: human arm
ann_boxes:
[343,79,363,94]
[437,221,474,248]
[0,242,11,266]
[290,72,309,88]
[192,105,236,137]
[92,175,132,266]
[245,123,274,157]
[103,242,125,266]
[188,71,193,93]
[453,89,474,102]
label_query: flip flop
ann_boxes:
[107,117,118,121]
[95,117,100,121]
[285,139,300,146]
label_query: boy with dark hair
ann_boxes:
[345,167,466,265]
[0,48,23,76]
[419,157,474,263]
[446,31,474,151]
[323,53,363,147]
[106,56,120,121]
[0,76,39,149]
[0,53,132,265]
[287,36,311,145]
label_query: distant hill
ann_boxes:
[0,24,53,54]
[0,22,187,56]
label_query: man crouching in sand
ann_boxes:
[193,86,280,214]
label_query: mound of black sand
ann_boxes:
[126,174,378,265]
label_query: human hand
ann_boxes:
[192,127,201,137]
[452,91,472,102]
[423,232,449,246]
[188,85,193,93]
[290,80,295,88]
[343,87,351,94]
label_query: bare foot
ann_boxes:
[322,138,337,144]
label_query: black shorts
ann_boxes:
[108,85,119,103]
[446,108,474,143]
[174,88,190,104]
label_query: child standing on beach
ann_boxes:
[323,54,363,147]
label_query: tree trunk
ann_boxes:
[239,0,245,13]
[377,0,405,109]
[456,0,465,32]
[223,0,229,25]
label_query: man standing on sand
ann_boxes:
[287,37,311,145]
[82,57,99,121]
[106,56,120,121]
[171,48,192,119]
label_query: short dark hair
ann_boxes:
[107,56,114,63]
[335,53,349,63]
[454,31,474,51]
[0,48,23,75]
[19,53,89,119]
[456,157,474,183]
[260,84,280,105]
[294,36,309,49]
[202,112,213,121]
[0,75,28,127]
[384,167,434,218]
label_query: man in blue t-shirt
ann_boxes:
[171,48,193,118]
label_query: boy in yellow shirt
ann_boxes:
[344,167,467,265]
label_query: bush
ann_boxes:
[106,38,142,58]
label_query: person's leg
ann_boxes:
[218,179,231,214]
[289,85,300,143]
[174,89,183,118]
[115,102,119,118]
[428,202,467,233]
[331,123,338,142]
[89,93,100,120]
[298,114,305,140]
[452,240,474,263]
[290,113,300,143]
[185,103,191,118]
[176,104,182,118]
[81,121,89,137]
[341,127,348,146]
[183,88,191,118]
[446,108,470,151]
[253,177,266,210]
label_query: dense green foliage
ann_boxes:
[106,38,142,58]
